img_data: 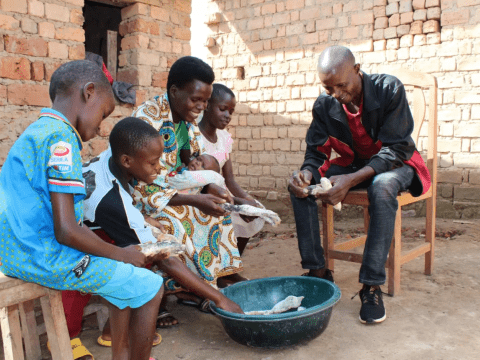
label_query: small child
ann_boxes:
[0,60,163,360]
[168,153,226,194]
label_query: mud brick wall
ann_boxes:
[0,0,191,162]
[204,0,480,219]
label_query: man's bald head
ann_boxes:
[317,46,356,75]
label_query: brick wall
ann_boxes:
[0,0,191,162]
[205,0,480,219]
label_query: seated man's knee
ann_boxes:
[368,172,401,201]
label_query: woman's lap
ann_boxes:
[152,204,243,292]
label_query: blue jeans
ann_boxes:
[291,164,414,285]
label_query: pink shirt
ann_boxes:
[201,129,233,169]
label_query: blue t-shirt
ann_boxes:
[0,108,115,292]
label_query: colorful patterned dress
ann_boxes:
[131,95,243,292]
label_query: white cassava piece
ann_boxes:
[245,295,305,315]
[221,203,281,226]
[305,178,342,211]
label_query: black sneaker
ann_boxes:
[301,269,335,283]
[358,285,386,324]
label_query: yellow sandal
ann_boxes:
[47,338,94,360]
[97,332,162,347]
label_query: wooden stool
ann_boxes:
[0,272,73,360]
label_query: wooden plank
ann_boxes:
[0,283,47,308]
[363,207,370,233]
[400,243,431,265]
[1,305,25,360]
[40,290,74,360]
[19,301,42,360]
[0,272,26,291]
[388,208,402,296]
[329,250,363,263]
[390,69,436,88]
[343,190,370,206]
[107,30,117,81]
[322,202,335,271]
[334,235,367,251]
[397,189,432,206]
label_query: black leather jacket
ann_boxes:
[301,71,426,194]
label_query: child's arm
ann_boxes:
[179,149,191,167]
[222,159,257,206]
[51,192,147,267]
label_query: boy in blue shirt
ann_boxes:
[0,60,163,360]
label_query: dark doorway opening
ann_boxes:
[83,0,122,78]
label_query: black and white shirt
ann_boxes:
[82,149,156,247]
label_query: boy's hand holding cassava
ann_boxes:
[204,183,233,204]
[117,245,148,267]
[192,194,228,217]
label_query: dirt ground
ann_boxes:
[7,217,480,359]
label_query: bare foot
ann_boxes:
[156,308,179,328]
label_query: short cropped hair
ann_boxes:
[109,117,161,162]
[210,83,235,104]
[49,60,112,102]
[167,56,215,94]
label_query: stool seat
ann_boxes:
[0,272,73,360]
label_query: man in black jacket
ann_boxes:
[288,46,430,324]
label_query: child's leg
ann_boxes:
[128,287,164,360]
[107,303,130,360]
[107,287,163,360]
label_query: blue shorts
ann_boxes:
[94,262,163,309]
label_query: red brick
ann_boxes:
[0,85,6,106]
[4,35,47,57]
[423,19,439,33]
[173,27,190,41]
[389,13,400,26]
[69,44,85,60]
[89,138,108,157]
[0,14,19,30]
[427,7,440,19]
[397,24,410,36]
[38,22,55,38]
[28,0,44,17]
[343,26,359,39]
[45,3,70,22]
[375,17,388,28]
[351,11,374,25]
[0,35,3,51]
[149,38,172,52]
[97,120,114,137]
[55,27,85,42]
[425,0,440,7]
[401,11,414,23]
[117,69,141,86]
[441,9,469,25]
[31,61,44,81]
[413,9,427,20]
[8,84,50,106]
[457,0,480,6]
[174,0,191,14]
[384,27,397,39]
[373,28,384,40]
[410,20,423,34]
[121,3,148,19]
[48,42,68,59]
[70,9,84,26]
[119,19,159,36]
[152,71,168,88]
[1,0,27,13]
[286,0,304,10]
[151,6,169,22]
[122,34,149,50]
[45,62,62,81]
[0,57,30,80]
[373,5,386,16]
[413,0,426,8]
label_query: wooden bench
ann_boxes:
[0,272,73,360]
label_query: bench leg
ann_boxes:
[1,305,25,360]
[388,208,402,296]
[322,202,335,271]
[19,300,42,360]
[40,290,74,360]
